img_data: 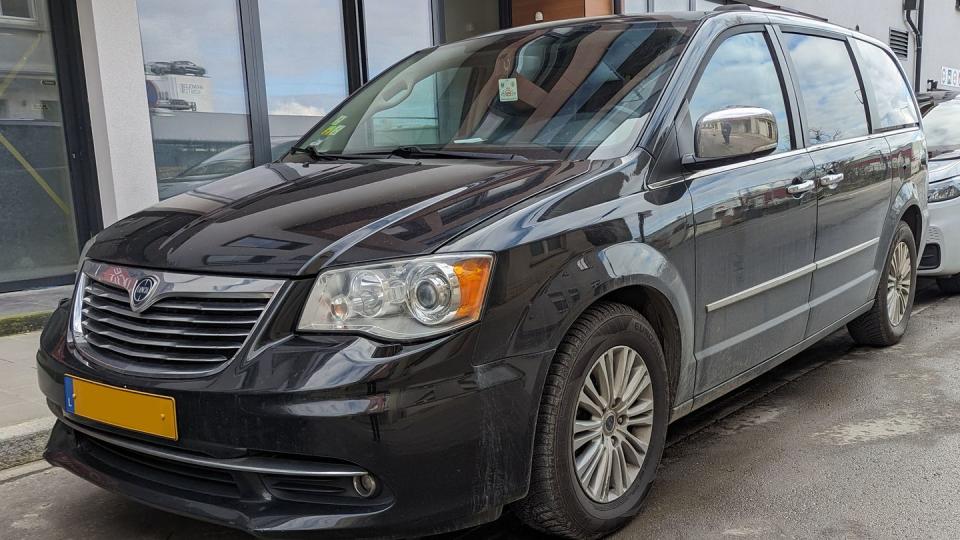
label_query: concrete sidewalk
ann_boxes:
[0,286,71,336]
[0,331,54,469]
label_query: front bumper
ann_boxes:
[919,195,960,277]
[37,303,551,538]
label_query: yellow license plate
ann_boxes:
[64,375,178,440]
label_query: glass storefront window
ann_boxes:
[136,0,252,200]
[622,0,649,13]
[0,0,34,19]
[653,0,690,11]
[0,0,80,284]
[363,0,433,78]
[260,0,349,154]
[440,0,501,43]
[695,0,721,10]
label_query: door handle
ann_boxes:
[819,173,845,188]
[787,179,816,195]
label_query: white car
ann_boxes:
[918,91,960,293]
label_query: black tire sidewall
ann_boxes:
[878,223,918,338]
[552,310,670,532]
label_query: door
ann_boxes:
[681,28,819,394]
[0,0,99,292]
[779,31,893,335]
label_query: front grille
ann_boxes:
[74,261,283,376]
[82,279,266,364]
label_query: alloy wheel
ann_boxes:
[887,240,912,326]
[573,345,654,503]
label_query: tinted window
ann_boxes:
[854,40,919,129]
[783,33,869,144]
[689,32,791,153]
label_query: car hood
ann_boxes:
[87,158,589,277]
[930,156,960,183]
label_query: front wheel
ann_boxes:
[514,302,669,539]
[847,222,917,346]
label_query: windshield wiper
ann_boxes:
[289,146,375,161]
[384,146,528,161]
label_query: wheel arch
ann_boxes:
[599,285,683,408]
[510,241,697,416]
[901,204,923,249]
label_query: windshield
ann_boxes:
[290,20,695,161]
[922,96,960,157]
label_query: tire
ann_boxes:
[847,222,917,346]
[937,276,960,295]
[514,302,670,539]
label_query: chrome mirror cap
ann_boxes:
[693,106,779,163]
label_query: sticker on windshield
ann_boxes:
[498,78,518,102]
[319,115,348,136]
[320,124,346,136]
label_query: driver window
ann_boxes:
[689,32,792,153]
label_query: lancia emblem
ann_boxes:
[130,276,159,311]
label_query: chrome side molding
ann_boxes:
[706,238,881,313]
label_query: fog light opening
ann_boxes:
[353,473,378,498]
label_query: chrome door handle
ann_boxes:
[819,173,845,188]
[787,179,816,195]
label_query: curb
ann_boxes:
[0,311,52,337]
[0,417,55,470]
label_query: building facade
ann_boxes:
[0,0,957,292]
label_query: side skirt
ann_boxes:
[669,300,874,422]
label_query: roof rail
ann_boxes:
[712,2,827,22]
[714,4,750,11]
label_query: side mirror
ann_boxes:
[684,107,779,168]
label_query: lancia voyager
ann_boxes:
[38,6,927,539]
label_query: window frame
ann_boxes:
[676,24,802,160]
[774,25,875,147]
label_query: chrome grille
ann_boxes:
[73,261,284,377]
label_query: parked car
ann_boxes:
[157,138,298,199]
[153,98,196,112]
[38,7,926,539]
[170,60,205,76]
[145,61,172,75]
[917,90,960,292]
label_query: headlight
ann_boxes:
[928,177,960,203]
[298,253,494,340]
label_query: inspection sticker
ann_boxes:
[498,78,518,102]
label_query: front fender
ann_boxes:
[508,241,696,409]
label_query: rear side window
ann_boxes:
[783,33,869,145]
[688,32,792,153]
[853,40,919,130]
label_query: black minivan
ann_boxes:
[38,7,927,539]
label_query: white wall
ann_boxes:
[918,0,960,91]
[76,0,159,226]
[778,0,960,92]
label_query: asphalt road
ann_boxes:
[2,283,959,540]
